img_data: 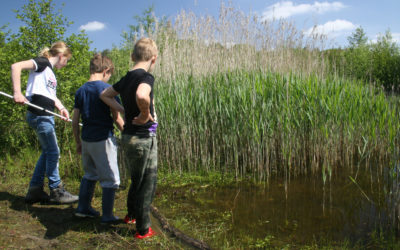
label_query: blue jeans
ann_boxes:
[27,112,61,189]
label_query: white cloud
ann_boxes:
[79,21,106,32]
[262,1,346,20]
[304,19,356,38]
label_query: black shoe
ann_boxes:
[25,186,50,204]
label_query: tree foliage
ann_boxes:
[328,27,400,92]
[0,0,91,155]
[347,26,368,48]
[370,31,400,91]
[14,0,72,56]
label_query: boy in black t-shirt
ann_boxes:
[101,38,158,239]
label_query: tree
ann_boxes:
[342,28,400,92]
[14,0,72,56]
[344,27,371,81]
[370,30,400,91]
[347,26,368,48]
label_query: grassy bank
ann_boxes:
[0,150,188,249]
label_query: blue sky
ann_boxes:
[1,0,399,51]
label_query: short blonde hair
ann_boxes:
[40,41,72,59]
[131,38,158,62]
[90,53,114,74]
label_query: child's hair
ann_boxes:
[90,53,114,75]
[131,37,158,62]
[39,41,72,59]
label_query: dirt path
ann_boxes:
[0,183,181,249]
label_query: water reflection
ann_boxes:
[159,166,400,246]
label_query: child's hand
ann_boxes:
[132,112,154,125]
[13,92,27,105]
[60,108,70,121]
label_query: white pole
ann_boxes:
[0,91,82,126]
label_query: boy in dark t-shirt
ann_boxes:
[101,38,158,239]
[72,54,124,223]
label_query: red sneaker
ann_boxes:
[135,227,156,239]
[124,215,136,224]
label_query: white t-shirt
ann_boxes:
[25,57,57,101]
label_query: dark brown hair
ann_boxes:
[90,53,114,75]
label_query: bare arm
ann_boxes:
[72,108,82,154]
[100,87,125,114]
[54,97,69,120]
[11,59,35,104]
[133,83,154,125]
[111,109,124,131]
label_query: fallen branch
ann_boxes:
[151,205,211,250]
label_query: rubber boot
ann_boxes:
[101,187,119,224]
[49,182,79,204]
[75,178,100,218]
[25,186,50,204]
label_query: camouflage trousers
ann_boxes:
[121,134,157,234]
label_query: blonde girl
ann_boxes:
[11,41,78,204]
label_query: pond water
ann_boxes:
[156,166,400,248]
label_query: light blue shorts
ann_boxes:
[81,136,120,188]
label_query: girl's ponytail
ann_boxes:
[39,47,51,58]
[39,41,71,59]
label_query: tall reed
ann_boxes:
[135,2,333,80]
[118,2,399,180]
[156,71,399,180]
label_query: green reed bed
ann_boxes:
[156,71,400,181]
